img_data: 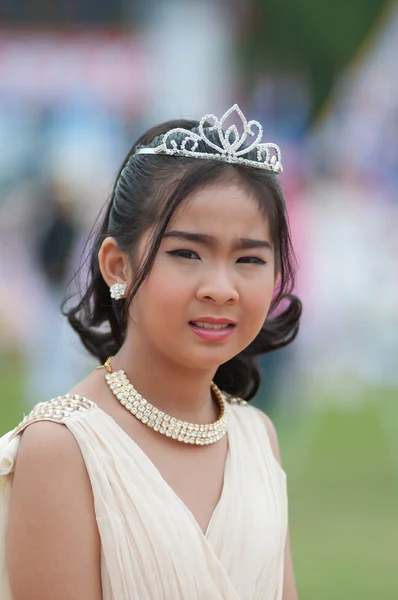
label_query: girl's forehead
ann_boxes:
[169,181,269,232]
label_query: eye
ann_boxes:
[237,257,267,265]
[167,249,200,260]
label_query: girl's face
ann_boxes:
[129,178,277,371]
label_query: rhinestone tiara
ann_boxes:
[134,104,283,174]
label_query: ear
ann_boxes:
[98,237,131,289]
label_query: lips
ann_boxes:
[188,317,236,341]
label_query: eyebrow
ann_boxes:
[163,230,272,251]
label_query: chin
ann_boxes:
[178,346,240,372]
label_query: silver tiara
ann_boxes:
[134,104,283,174]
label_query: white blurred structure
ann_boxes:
[297,2,398,396]
[142,0,235,122]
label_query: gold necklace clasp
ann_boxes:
[95,356,114,374]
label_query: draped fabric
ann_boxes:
[0,397,288,600]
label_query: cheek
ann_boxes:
[242,272,275,324]
[134,264,191,317]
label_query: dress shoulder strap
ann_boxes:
[9,394,97,440]
[222,391,248,407]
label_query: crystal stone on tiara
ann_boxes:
[134,104,283,174]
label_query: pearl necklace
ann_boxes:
[100,357,228,446]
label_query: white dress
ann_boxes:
[0,394,288,599]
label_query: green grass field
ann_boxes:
[270,391,398,599]
[1,352,397,599]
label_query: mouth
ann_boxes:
[188,318,236,341]
[189,321,234,330]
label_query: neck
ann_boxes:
[111,336,220,424]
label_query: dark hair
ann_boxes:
[64,118,302,400]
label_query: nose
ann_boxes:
[196,268,239,306]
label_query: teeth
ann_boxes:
[191,322,230,330]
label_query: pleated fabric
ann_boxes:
[0,397,287,600]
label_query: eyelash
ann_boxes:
[237,257,266,265]
[167,250,199,260]
[166,250,266,265]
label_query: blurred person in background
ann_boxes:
[0,105,300,600]
[24,177,84,404]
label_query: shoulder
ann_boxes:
[13,397,96,484]
[9,412,97,555]
[10,408,98,545]
[0,395,97,481]
[251,406,282,464]
[225,394,283,466]
[9,393,101,499]
[7,410,101,598]
[9,394,98,440]
[13,417,88,489]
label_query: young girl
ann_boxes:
[0,105,301,599]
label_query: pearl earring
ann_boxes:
[110,283,127,300]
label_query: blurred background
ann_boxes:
[0,1,397,598]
